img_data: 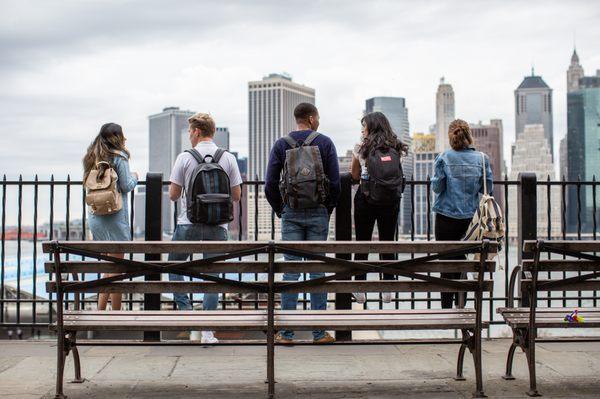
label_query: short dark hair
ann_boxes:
[294,103,318,123]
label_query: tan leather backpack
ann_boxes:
[84,161,122,215]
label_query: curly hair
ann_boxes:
[359,112,408,159]
[447,119,473,150]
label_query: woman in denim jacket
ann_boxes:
[83,123,138,310]
[431,119,492,309]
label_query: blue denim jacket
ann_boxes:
[431,147,493,219]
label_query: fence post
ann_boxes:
[335,173,353,341]
[144,173,163,341]
[517,172,537,307]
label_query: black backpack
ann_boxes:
[360,147,405,205]
[185,148,233,225]
[279,131,329,209]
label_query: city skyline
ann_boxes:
[1,2,598,179]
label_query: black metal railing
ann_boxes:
[1,172,599,338]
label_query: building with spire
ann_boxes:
[514,70,554,160]
[567,49,585,93]
[566,49,600,233]
[435,78,455,153]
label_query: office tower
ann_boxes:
[470,120,505,209]
[559,137,568,180]
[337,149,354,174]
[213,127,230,150]
[567,49,585,93]
[514,70,554,158]
[365,96,413,235]
[435,78,455,153]
[567,68,600,233]
[509,124,561,237]
[412,133,437,237]
[148,106,195,234]
[247,73,315,239]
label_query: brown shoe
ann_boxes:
[275,332,293,345]
[313,332,335,344]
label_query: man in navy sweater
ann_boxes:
[265,103,340,344]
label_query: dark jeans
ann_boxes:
[353,191,398,281]
[434,213,471,309]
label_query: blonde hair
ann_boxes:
[448,119,473,150]
[188,113,216,137]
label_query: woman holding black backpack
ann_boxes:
[351,112,408,304]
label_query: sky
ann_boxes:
[1,0,600,180]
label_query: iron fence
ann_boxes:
[1,173,599,337]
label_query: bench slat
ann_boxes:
[45,260,496,274]
[523,240,600,253]
[497,307,600,328]
[47,280,493,294]
[521,279,600,292]
[42,240,498,255]
[522,259,600,272]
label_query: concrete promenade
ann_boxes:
[1,339,600,398]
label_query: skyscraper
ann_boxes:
[514,70,554,157]
[365,97,413,235]
[148,106,195,234]
[567,49,585,93]
[567,62,600,233]
[435,78,455,153]
[412,133,437,237]
[213,127,230,150]
[470,120,505,210]
[509,124,561,237]
[248,73,315,239]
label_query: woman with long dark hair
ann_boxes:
[431,119,493,308]
[351,111,408,304]
[83,123,138,310]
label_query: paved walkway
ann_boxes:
[1,339,600,398]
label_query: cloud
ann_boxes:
[1,0,600,181]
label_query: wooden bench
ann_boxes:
[498,240,600,397]
[44,240,497,398]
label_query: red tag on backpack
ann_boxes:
[380,156,392,162]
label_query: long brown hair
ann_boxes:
[83,123,130,180]
[359,111,408,159]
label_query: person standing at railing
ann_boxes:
[350,112,408,305]
[83,122,139,311]
[431,119,493,309]
[265,102,340,344]
[168,113,242,344]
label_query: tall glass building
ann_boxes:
[567,77,600,233]
[365,97,413,235]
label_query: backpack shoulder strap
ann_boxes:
[185,149,204,164]
[303,131,320,146]
[282,134,298,148]
[213,148,226,163]
[480,152,487,195]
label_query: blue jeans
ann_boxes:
[280,205,330,340]
[168,223,228,311]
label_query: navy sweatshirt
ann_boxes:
[265,130,340,215]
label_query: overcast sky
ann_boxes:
[1,0,599,180]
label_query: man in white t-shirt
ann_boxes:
[168,113,242,343]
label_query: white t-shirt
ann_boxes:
[170,140,243,229]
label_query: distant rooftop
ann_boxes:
[517,70,550,90]
[265,72,292,81]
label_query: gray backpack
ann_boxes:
[279,131,329,209]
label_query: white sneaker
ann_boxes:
[201,331,219,344]
[353,293,366,304]
[190,331,202,341]
[382,292,393,303]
